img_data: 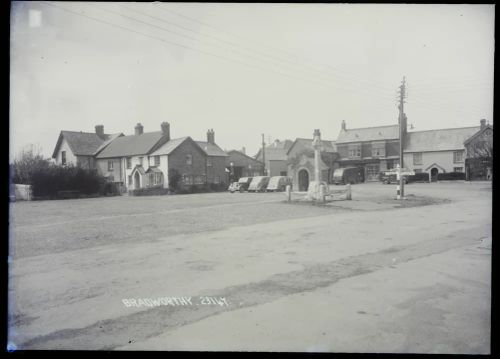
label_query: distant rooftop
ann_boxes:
[405,126,480,152]
[336,124,400,144]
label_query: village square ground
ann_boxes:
[8,182,491,353]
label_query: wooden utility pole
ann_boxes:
[397,76,407,199]
[261,133,266,176]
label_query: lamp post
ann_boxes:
[230,162,234,182]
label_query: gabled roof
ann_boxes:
[146,166,163,173]
[93,133,124,156]
[463,125,493,145]
[131,165,146,176]
[286,138,337,155]
[96,131,169,158]
[404,126,480,152]
[336,125,400,144]
[195,141,228,157]
[255,139,294,161]
[226,150,264,166]
[52,131,118,158]
[149,137,189,156]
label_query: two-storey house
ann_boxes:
[51,125,122,169]
[336,121,401,182]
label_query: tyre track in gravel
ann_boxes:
[18,225,487,350]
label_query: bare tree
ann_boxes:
[11,144,51,184]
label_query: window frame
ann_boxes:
[413,153,423,165]
[61,151,67,165]
[108,160,114,171]
[154,155,160,166]
[126,157,132,169]
[186,154,193,165]
[453,151,464,163]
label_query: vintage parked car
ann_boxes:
[248,176,270,192]
[228,177,253,193]
[332,167,362,185]
[380,172,408,184]
[266,176,292,192]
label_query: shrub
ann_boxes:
[30,164,108,199]
[408,172,430,182]
[169,169,182,190]
[437,172,465,181]
[129,187,169,196]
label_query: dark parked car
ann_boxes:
[228,177,253,193]
[332,167,362,185]
[379,172,408,184]
[266,176,292,192]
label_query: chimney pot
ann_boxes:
[135,123,144,135]
[341,120,346,131]
[161,122,170,141]
[95,125,105,139]
[207,129,215,144]
[480,119,486,129]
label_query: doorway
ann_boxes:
[430,168,439,182]
[298,169,309,191]
[134,171,141,189]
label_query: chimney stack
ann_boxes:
[241,146,246,154]
[95,125,105,139]
[341,120,346,131]
[135,123,144,135]
[480,119,486,130]
[161,122,170,141]
[207,129,215,144]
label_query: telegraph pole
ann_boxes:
[397,76,407,199]
[261,133,266,176]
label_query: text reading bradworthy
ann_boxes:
[122,296,229,308]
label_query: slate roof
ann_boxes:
[195,141,228,157]
[149,137,189,156]
[52,131,118,158]
[286,138,337,155]
[226,150,264,166]
[96,131,168,158]
[255,140,294,161]
[93,133,123,155]
[336,125,400,144]
[404,127,480,152]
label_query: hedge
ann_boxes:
[29,165,116,199]
[437,172,465,181]
[129,187,169,196]
[408,172,430,182]
[174,182,228,194]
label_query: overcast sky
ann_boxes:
[10,2,494,160]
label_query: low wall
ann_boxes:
[12,184,33,201]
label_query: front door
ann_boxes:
[365,164,380,182]
[298,169,309,191]
[134,171,141,189]
[431,168,439,182]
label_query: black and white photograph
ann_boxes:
[8,1,493,353]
